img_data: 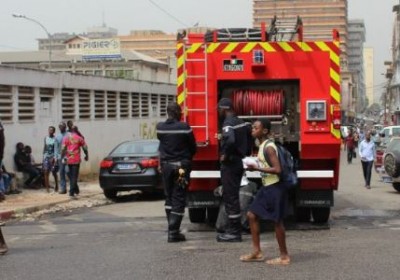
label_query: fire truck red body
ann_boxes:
[176,20,342,224]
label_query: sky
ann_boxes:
[0,0,398,96]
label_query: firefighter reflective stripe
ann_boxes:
[171,211,185,216]
[228,214,241,219]
[165,205,172,210]
[157,129,193,134]
[222,122,249,132]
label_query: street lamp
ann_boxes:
[12,13,52,69]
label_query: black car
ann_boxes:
[99,139,162,199]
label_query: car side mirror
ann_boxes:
[380,132,385,138]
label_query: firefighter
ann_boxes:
[156,102,197,242]
[216,98,252,242]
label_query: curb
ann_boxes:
[0,191,103,222]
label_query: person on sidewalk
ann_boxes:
[156,102,196,243]
[61,126,88,199]
[42,126,59,193]
[345,130,356,164]
[359,130,376,189]
[216,98,252,243]
[56,122,68,194]
[240,119,290,265]
[0,222,7,255]
[14,143,41,189]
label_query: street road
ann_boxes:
[1,149,400,280]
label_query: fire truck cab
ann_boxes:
[176,17,342,224]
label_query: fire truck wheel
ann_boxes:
[206,207,219,225]
[189,208,206,223]
[392,183,400,192]
[311,207,330,224]
[295,207,311,223]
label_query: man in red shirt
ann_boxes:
[61,126,88,199]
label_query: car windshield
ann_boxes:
[393,127,400,136]
[112,141,159,155]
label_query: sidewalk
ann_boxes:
[0,181,103,221]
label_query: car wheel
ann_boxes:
[392,183,400,192]
[206,207,219,225]
[311,207,330,224]
[103,189,118,200]
[384,153,400,178]
[188,208,206,223]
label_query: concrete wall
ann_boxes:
[0,66,175,175]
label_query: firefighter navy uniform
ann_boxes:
[217,98,252,242]
[157,107,197,243]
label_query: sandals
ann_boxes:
[266,257,291,265]
[240,252,265,262]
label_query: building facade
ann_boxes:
[363,47,374,105]
[348,19,366,113]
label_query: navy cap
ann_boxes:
[217,98,233,109]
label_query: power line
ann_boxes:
[147,0,190,28]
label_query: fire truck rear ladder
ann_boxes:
[184,43,209,147]
[268,16,303,42]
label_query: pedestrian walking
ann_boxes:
[359,130,375,189]
[56,122,68,194]
[216,98,252,242]
[61,126,88,199]
[42,126,59,193]
[345,130,356,164]
[156,102,196,242]
[240,119,290,265]
[0,120,9,255]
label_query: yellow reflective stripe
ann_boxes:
[187,43,202,54]
[316,42,340,67]
[207,43,220,53]
[296,42,313,52]
[177,55,184,68]
[330,52,340,67]
[259,42,276,52]
[177,90,186,105]
[330,69,340,85]
[330,86,341,103]
[177,71,186,87]
[315,42,331,52]
[331,125,341,139]
[222,42,239,53]
[279,42,295,52]
[241,42,257,53]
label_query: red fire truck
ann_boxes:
[176,17,342,224]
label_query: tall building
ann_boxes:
[253,0,348,66]
[363,47,374,105]
[348,19,366,112]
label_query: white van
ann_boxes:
[379,126,400,146]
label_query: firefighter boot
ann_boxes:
[216,217,242,242]
[0,227,8,255]
[168,213,186,243]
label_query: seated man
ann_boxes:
[1,165,20,195]
[14,143,41,188]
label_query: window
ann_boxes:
[18,86,35,121]
[120,92,129,118]
[61,88,75,120]
[94,91,105,119]
[107,91,117,119]
[141,93,149,118]
[78,89,91,119]
[39,88,54,118]
[253,50,264,64]
[0,85,13,121]
[160,95,168,117]
[131,93,140,117]
[151,94,158,117]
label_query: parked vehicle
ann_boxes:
[379,126,400,145]
[177,16,342,224]
[383,137,400,192]
[99,139,162,199]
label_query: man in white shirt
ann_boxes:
[359,131,376,189]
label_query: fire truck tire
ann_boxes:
[189,208,206,223]
[392,183,400,192]
[206,207,219,225]
[311,207,330,224]
[384,153,400,178]
[103,189,118,200]
[295,207,311,223]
